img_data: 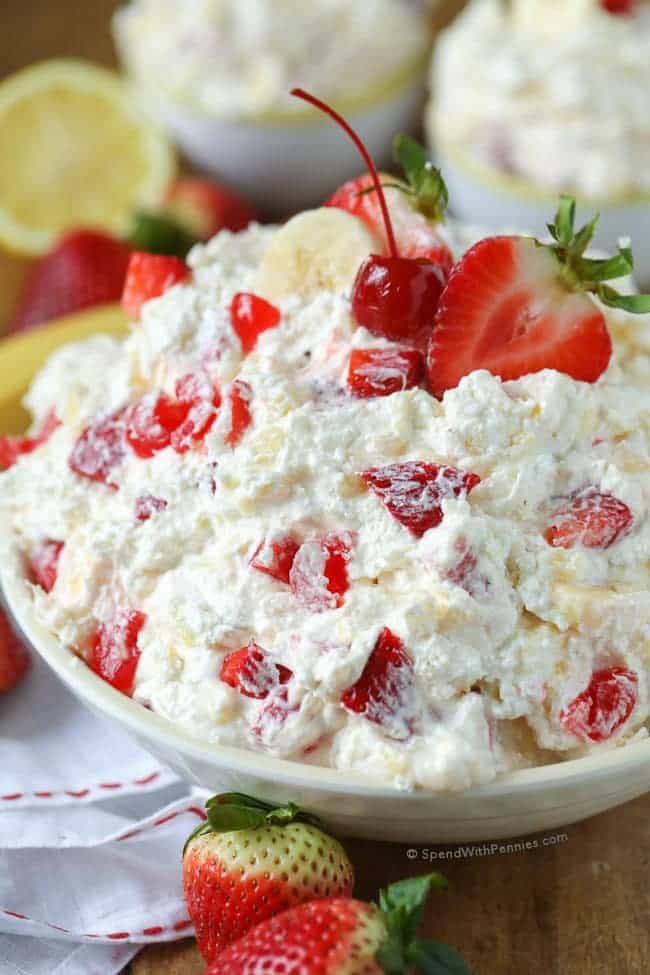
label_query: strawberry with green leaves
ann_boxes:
[428,195,650,397]
[209,872,471,974]
[183,793,354,965]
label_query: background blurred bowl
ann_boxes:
[134,59,427,215]
[436,140,650,286]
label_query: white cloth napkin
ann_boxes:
[0,649,208,975]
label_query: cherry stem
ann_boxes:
[291,87,399,260]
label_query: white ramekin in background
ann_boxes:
[2,529,648,844]
[129,61,427,216]
[436,141,650,287]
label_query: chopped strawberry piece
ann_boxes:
[135,495,168,522]
[68,409,127,488]
[544,489,633,550]
[341,627,417,740]
[0,609,30,692]
[224,380,253,448]
[0,409,61,471]
[230,293,281,354]
[289,532,352,612]
[561,667,638,743]
[170,372,221,454]
[327,173,453,277]
[250,536,300,584]
[26,540,64,593]
[89,610,147,695]
[121,252,190,320]
[428,237,612,397]
[220,643,292,700]
[361,462,480,538]
[125,392,187,458]
[347,347,423,398]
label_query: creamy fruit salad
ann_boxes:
[428,0,650,200]
[1,108,649,792]
[114,0,427,119]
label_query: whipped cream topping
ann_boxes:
[1,222,649,792]
[114,0,427,119]
[428,0,650,199]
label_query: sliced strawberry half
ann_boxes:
[560,667,638,743]
[220,643,292,700]
[289,533,352,613]
[26,539,64,593]
[428,236,612,398]
[347,347,423,398]
[68,409,127,488]
[341,627,417,740]
[89,609,146,695]
[230,293,281,354]
[121,252,190,320]
[544,488,633,550]
[361,462,480,538]
[250,535,300,584]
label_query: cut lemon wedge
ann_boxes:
[0,59,176,256]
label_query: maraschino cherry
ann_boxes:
[291,89,446,351]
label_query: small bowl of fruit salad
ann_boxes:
[1,94,649,842]
[427,0,650,285]
[113,0,430,215]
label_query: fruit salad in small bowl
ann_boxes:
[113,0,430,214]
[427,0,650,284]
[1,94,649,842]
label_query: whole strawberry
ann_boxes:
[209,873,471,974]
[163,177,258,240]
[0,608,30,693]
[183,793,354,964]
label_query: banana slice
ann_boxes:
[254,208,382,301]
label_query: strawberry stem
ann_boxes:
[291,87,399,260]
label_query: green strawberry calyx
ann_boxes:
[376,874,472,975]
[545,195,650,314]
[183,792,324,854]
[357,134,449,225]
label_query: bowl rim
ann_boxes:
[436,138,650,210]
[2,527,649,804]
[123,52,429,128]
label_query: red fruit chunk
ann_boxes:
[0,609,30,692]
[121,252,190,320]
[601,0,635,13]
[250,535,300,584]
[9,229,132,334]
[220,643,292,700]
[224,380,253,447]
[252,686,300,744]
[327,173,454,276]
[347,346,423,398]
[135,495,168,521]
[428,237,612,398]
[341,627,417,740]
[0,409,60,471]
[561,667,638,743]
[352,255,446,352]
[290,533,352,613]
[89,610,147,695]
[443,540,479,593]
[170,373,221,454]
[68,409,127,488]
[361,462,480,538]
[125,392,187,458]
[544,489,633,550]
[230,292,281,354]
[163,177,257,239]
[26,539,64,593]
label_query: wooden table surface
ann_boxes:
[2,3,649,973]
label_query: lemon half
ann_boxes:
[0,59,176,256]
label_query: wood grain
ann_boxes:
[3,3,648,974]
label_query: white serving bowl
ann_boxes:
[436,141,650,287]
[130,61,427,216]
[2,535,649,844]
